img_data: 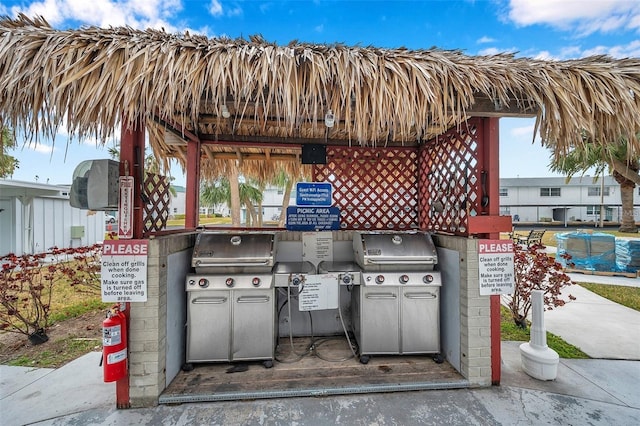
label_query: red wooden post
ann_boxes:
[185,138,201,229]
[116,119,145,408]
[483,117,502,385]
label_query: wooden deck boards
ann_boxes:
[162,337,467,402]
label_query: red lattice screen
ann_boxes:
[313,147,419,230]
[143,173,171,234]
[418,118,484,235]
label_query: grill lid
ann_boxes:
[192,232,275,272]
[353,232,438,271]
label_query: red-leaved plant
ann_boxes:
[0,244,102,343]
[505,242,576,329]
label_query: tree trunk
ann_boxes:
[228,166,241,227]
[618,181,637,233]
[278,180,294,227]
[613,170,638,233]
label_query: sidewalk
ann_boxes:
[1,344,638,425]
[1,274,638,425]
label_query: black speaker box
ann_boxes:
[301,144,327,164]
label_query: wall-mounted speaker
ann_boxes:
[301,144,327,164]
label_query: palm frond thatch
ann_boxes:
[1,14,639,177]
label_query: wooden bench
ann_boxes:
[510,229,546,247]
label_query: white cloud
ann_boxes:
[209,0,223,16]
[477,36,496,44]
[582,39,640,58]
[511,123,536,137]
[478,46,517,56]
[8,0,183,31]
[28,142,56,154]
[507,0,640,36]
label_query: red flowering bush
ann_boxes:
[505,242,575,328]
[0,244,102,342]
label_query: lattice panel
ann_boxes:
[313,147,419,230]
[418,119,483,235]
[143,173,171,233]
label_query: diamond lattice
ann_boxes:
[313,147,419,230]
[143,173,171,233]
[418,118,483,235]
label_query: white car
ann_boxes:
[105,214,116,224]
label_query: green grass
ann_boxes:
[500,306,590,359]
[48,298,110,324]
[7,337,101,367]
[579,283,640,311]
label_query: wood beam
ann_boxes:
[466,96,538,118]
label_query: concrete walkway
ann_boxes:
[1,273,638,425]
[1,344,638,425]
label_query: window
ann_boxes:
[588,186,610,196]
[499,187,508,196]
[500,206,510,215]
[540,187,561,197]
[173,208,178,213]
[587,205,602,215]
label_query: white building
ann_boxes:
[0,179,106,256]
[168,185,186,218]
[499,176,639,224]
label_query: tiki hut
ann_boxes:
[1,15,639,408]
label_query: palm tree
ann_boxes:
[107,144,177,197]
[0,126,19,178]
[269,169,296,227]
[200,175,263,227]
[549,139,639,233]
[200,178,229,215]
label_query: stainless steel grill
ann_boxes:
[351,232,442,363]
[185,232,276,368]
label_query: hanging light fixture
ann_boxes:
[324,109,335,128]
[221,104,231,118]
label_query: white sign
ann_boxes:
[478,240,515,296]
[118,176,134,239]
[298,274,339,311]
[302,231,334,267]
[101,240,148,302]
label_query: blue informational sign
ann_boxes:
[286,206,341,231]
[296,182,332,206]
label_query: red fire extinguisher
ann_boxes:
[103,304,127,382]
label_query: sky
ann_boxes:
[1,0,639,185]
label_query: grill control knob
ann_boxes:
[375,275,385,284]
[252,277,261,287]
[225,277,235,287]
[291,275,301,286]
[198,278,209,288]
[188,279,196,286]
[399,274,410,284]
[423,274,434,284]
[341,274,352,285]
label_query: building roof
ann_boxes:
[500,176,618,187]
[0,179,70,198]
[1,15,639,180]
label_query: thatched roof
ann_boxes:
[1,14,640,179]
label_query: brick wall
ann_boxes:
[433,234,492,386]
[128,233,195,407]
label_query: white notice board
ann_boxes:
[302,231,334,267]
[478,240,515,296]
[101,240,148,302]
[298,274,339,311]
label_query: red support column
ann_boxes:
[116,119,145,408]
[483,117,502,385]
[185,138,201,229]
